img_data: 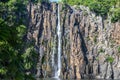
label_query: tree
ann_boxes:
[0,0,38,79]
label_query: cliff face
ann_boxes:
[27,3,120,79]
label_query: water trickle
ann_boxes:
[52,45,55,67]
[54,4,61,78]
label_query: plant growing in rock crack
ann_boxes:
[111,39,116,44]
[83,10,88,16]
[93,35,97,44]
[86,36,90,41]
[118,46,120,53]
[110,43,114,48]
[50,41,56,48]
[62,5,65,11]
[96,57,99,60]
[106,56,114,63]
[41,54,46,65]
[110,38,115,48]
[98,48,105,53]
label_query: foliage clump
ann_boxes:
[110,8,120,23]
[118,46,120,53]
[0,0,39,79]
[98,48,105,53]
[106,56,114,63]
[61,0,120,22]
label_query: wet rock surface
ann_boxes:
[27,3,120,79]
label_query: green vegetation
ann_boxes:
[93,35,97,43]
[0,0,46,79]
[96,57,99,60]
[61,0,120,22]
[118,46,120,53]
[111,8,120,23]
[32,0,49,3]
[0,0,119,79]
[106,56,114,63]
[98,48,105,53]
[86,36,90,41]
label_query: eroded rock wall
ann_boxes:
[27,3,120,79]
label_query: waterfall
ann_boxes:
[54,4,61,78]
[52,43,55,67]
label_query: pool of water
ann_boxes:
[37,78,61,80]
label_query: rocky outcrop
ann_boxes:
[27,2,120,79]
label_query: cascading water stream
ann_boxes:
[54,4,61,78]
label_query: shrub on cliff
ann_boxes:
[89,0,111,17]
[61,0,120,22]
[111,8,120,23]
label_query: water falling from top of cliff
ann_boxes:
[54,4,61,78]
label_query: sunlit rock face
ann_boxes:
[27,2,120,79]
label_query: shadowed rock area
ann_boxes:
[27,2,120,79]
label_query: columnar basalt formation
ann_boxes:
[27,2,120,79]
